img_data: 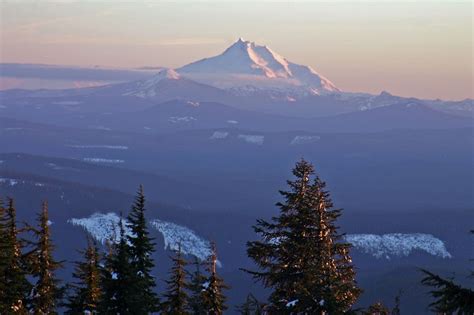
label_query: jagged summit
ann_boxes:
[178,38,339,96]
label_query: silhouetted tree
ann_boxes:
[245,159,361,314]
[30,201,62,314]
[391,290,402,315]
[365,302,390,315]
[0,198,31,313]
[99,216,135,314]
[187,257,207,315]
[161,244,189,314]
[236,293,266,315]
[421,230,474,314]
[421,269,474,314]
[202,243,228,315]
[127,185,160,313]
[65,237,102,314]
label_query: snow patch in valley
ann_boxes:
[150,219,220,266]
[210,131,229,140]
[46,162,80,172]
[186,101,200,107]
[345,233,451,259]
[227,120,238,124]
[0,105,6,109]
[68,212,219,265]
[238,134,264,145]
[0,178,45,187]
[52,100,82,105]
[69,212,130,244]
[0,178,18,186]
[67,144,129,150]
[168,116,197,123]
[82,158,125,164]
[88,126,112,131]
[290,135,320,145]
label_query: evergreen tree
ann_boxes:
[187,257,207,315]
[364,302,390,315]
[236,294,266,315]
[126,185,160,313]
[0,197,6,309]
[421,230,474,314]
[161,244,190,314]
[98,216,135,314]
[202,243,228,315]
[0,198,31,314]
[65,237,102,314]
[244,159,361,314]
[421,269,474,314]
[391,290,402,315]
[30,201,62,314]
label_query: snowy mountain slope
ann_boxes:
[178,38,339,96]
[68,212,452,263]
[345,233,452,259]
[69,212,216,263]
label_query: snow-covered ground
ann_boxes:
[290,135,320,145]
[345,233,451,259]
[52,100,82,105]
[168,116,197,123]
[69,212,130,244]
[67,144,129,150]
[0,177,45,187]
[238,134,264,145]
[150,219,219,265]
[68,212,219,265]
[82,158,125,164]
[69,213,451,263]
[210,131,229,140]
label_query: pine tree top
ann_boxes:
[245,159,360,313]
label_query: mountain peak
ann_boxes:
[157,68,180,80]
[177,38,340,96]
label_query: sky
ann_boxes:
[0,0,472,100]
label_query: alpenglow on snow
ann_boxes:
[123,38,340,98]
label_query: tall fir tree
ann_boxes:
[364,302,390,315]
[202,243,228,315]
[64,237,102,314]
[0,198,31,314]
[30,201,62,314]
[236,294,266,315]
[98,215,135,314]
[421,269,474,314]
[245,159,361,314]
[0,197,6,309]
[126,185,160,313]
[161,244,190,314]
[187,257,207,315]
[421,230,474,314]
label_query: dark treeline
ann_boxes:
[0,160,472,314]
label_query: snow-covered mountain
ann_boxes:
[177,38,339,97]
